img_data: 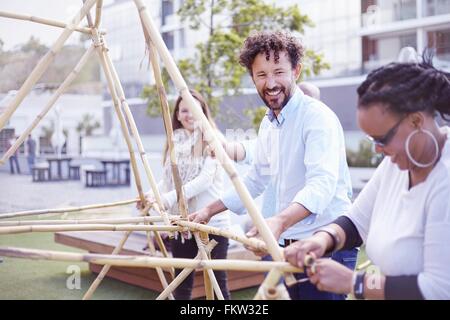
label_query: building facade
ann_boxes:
[99,0,450,146]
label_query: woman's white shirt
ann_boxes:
[347,127,450,299]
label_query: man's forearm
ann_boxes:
[206,199,228,218]
[277,202,312,233]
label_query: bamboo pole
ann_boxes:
[194,233,223,300]
[156,240,217,300]
[82,230,132,299]
[133,0,295,285]
[94,0,103,28]
[81,9,167,297]
[143,30,188,219]
[0,246,304,273]
[101,39,171,229]
[253,269,286,300]
[98,32,174,267]
[256,282,290,300]
[253,253,316,299]
[0,0,98,131]
[176,220,267,253]
[84,24,174,297]
[94,31,145,205]
[0,11,101,35]
[97,34,173,263]
[144,220,174,300]
[83,35,171,300]
[0,224,184,235]
[0,45,96,166]
[0,216,167,227]
[0,199,137,220]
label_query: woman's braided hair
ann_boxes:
[357,52,450,121]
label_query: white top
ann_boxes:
[157,130,230,230]
[347,127,450,299]
[222,87,353,241]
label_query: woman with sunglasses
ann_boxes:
[280,55,450,299]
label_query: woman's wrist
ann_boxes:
[312,231,335,254]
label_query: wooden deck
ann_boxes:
[54,231,264,298]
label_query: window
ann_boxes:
[425,0,450,16]
[162,31,174,50]
[162,0,174,25]
[179,28,185,49]
[363,33,417,71]
[428,28,450,61]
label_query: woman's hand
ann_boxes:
[307,259,353,294]
[188,207,212,224]
[136,193,155,211]
[284,235,329,268]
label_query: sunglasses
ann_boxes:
[367,117,405,147]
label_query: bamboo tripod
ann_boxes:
[0,0,302,300]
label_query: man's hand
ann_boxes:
[188,207,212,224]
[246,216,285,240]
[244,216,284,256]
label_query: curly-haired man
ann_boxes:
[190,30,356,300]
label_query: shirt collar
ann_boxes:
[265,86,302,126]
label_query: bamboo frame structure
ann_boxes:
[133,0,296,286]
[94,0,103,28]
[0,11,104,35]
[156,240,217,300]
[0,215,167,227]
[0,0,98,131]
[80,8,173,299]
[0,0,307,300]
[144,31,189,220]
[0,199,138,220]
[0,224,185,235]
[102,40,171,227]
[194,233,224,300]
[0,246,303,273]
[79,6,174,300]
[140,28,220,297]
[143,218,175,300]
[0,44,96,166]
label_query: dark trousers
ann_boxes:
[263,247,358,300]
[288,248,358,300]
[9,156,21,174]
[170,234,230,300]
[27,155,35,174]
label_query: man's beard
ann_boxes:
[259,85,291,112]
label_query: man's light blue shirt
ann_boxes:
[223,87,353,242]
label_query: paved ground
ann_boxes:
[0,154,375,215]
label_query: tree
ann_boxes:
[76,113,100,155]
[76,113,101,137]
[142,0,329,124]
[0,36,100,94]
[20,36,48,55]
[346,140,383,168]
